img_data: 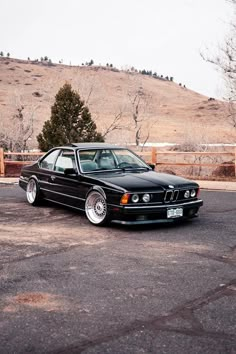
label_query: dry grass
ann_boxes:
[0,57,235,148]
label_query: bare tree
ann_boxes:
[0,91,39,151]
[12,105,36,151]
[101,110,124,139]
[73,68,103,106]
[12,92,40,151]
[222,98,236,129]
[0,113,12,150]
[201,0,236,96]
[127,84,155,148]
[200,0,236,140]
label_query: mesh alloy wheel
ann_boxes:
[26,178,42,206]
[85,191,109,225]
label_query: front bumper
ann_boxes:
[110,199,203,225]
[19,177,28,191]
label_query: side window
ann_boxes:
[79,150,97,161]
[40,150,60,170]
[54,150,76,173]
[78,150,98,172]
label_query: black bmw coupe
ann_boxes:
[19,143,203,226]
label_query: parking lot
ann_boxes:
[0,186,235,353]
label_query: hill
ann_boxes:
[0,57,234,149]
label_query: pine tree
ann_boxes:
[37,83,104,151]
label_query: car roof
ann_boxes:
[68,143,125,150]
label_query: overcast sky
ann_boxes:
[0,0,233,98]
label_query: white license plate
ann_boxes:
[167,208,183,218]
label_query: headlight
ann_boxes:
[191,189,196,197]
[184,190,190,198]
[142,193,150,203]
[131,194,139,203]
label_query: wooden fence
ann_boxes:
[136,147,236,178]
[0,149,44,177]
[0,147,236,178]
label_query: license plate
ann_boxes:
[167,208,183,218]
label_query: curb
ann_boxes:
[200,187,236,192]
[0,179,19,185]
[197,181,236,192]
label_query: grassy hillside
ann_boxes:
[0,57,234,149]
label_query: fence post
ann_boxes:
[0,148,5,177]
[151,147,157,165]
[235,146,236,178]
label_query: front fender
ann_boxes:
[86,185,106,200]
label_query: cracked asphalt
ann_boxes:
[0,186,235,354]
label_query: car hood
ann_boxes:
[90,171,198,192]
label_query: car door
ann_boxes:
[37,149,61,200]
[49,149,84,210]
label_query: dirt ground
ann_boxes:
[0,57,234,147]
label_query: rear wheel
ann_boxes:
[85,191,109,226]
[26,178,42,206]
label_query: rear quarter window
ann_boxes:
[40,149,60,170]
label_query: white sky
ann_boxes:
[0,0,233,98]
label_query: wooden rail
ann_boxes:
[0,147,236,177]
[0,149,44,177]
[136,147,236,177]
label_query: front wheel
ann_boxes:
[26,178,42,206]
[85,191,110,226]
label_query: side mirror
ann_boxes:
[148,163,155,171]
[64,168,77,176]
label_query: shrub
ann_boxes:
[212,161,235,177]
[37,83,104,151]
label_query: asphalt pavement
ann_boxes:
[0,186,235,353]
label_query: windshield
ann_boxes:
[78,149,150,173]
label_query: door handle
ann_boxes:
[50,176,56,182]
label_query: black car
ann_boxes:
[19,143,203,226]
